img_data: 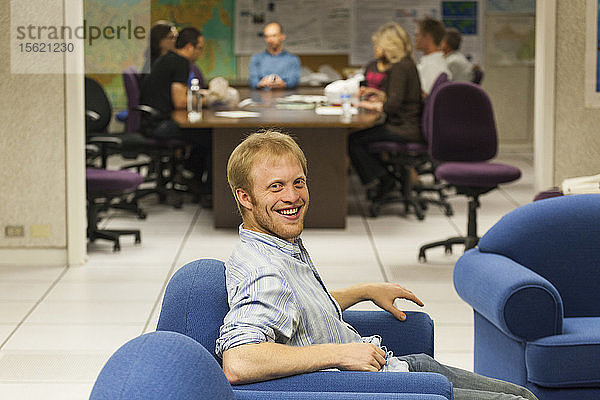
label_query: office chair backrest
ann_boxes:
[90,331,236,400]
[477,194,600,318]
[428,81,497,162]
[421,73,448,143]
[157,259,229,361]
[122,67,142,132]
[472,69,484,85]
[85,77,112,134]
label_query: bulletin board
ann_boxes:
[234,0,484,68]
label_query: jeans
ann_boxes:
[396,354,538,400]
[348,124,410,185]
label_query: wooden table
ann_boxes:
[172,88,379,229]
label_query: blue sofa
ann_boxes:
[156,258,454,399]
[91,330,448,400]
[454,194,600,400]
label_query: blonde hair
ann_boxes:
[371,22,413,63]
[227,129,307,215]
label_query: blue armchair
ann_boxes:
[90,331,448,399]
[453,194,600,400]
[156,259,453,399]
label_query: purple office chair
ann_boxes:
[471,68,484,85]
[122,66,144,133]
[86,168,143,252]
[418,82,521,263]
[366,73,453,219]
[122,68,187,208]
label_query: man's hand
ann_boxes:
[331,282,424,321]
[367,282,424,321]
[359,86,386,102]
[258,74,287,89]
[357,100,383,112]
[337,342,387,372]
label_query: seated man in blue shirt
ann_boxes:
[216,129,537,400]
[249,23,301,89]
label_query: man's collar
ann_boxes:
[239,225,301,256]
[266,49,285,56]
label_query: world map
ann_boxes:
[88,0,235,111]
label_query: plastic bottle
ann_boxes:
[187,78,202,122]
[341,93,352,122]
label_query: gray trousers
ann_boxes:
[397,354,538,400]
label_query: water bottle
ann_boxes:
[187,78,202,122]
[341,93,352,122]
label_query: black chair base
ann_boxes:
[368,158,427,220]
[418,235,479,263]
[418,187,493,263]
[88,229,141,252]
[87,196,142,252]
[369,184,426,220]
[368,151,452,220]
[110,200,147,219]
[414,182,454,217]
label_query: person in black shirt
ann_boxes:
[140,27,211,195]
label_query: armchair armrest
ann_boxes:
[236,389,448,400]
[454,249,563,341]
[343,311,434,357]
[134,104,161,118]
[87,135,123,147]
[237,371,452,400]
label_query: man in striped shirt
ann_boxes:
[216,129,537,400]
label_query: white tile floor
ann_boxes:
[0,152,535,399]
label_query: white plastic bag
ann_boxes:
[561,173,600,195]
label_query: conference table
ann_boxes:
[172,88,380,229]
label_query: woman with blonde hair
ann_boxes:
[349,22,422,199]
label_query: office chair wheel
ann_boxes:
[137,210,147,219]
[416,211,425,221]
[113,242,121,252]
[173,199,183,209]
[418,253,426,263]
[369,203,381,218]
[135,233,141,244]
[443,204,453,216]
[444,245,453,255]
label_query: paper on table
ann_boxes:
[214,111,261,118]
[314,106,358,116]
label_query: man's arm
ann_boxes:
[278,54,301,89]
[222,341,387,385]
[171,82,188,109]
[331,283,424,321]
[249,54,262,89]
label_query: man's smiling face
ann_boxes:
[237,153,309,242]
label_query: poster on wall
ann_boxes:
[584,0,600,108]
[441,1,483,65]
[234,0,350,55]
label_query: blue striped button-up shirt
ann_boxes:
[215,227,363,357]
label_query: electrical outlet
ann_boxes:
[30,224,51,238]
[5,225,25,237]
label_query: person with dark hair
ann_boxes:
[249,22,301,89]
[141,26,204,134]
[151,21,178,66]
[140,27,211,191]
[441,28,474,82]
[415,18,451,96]
[140,21,178,75]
